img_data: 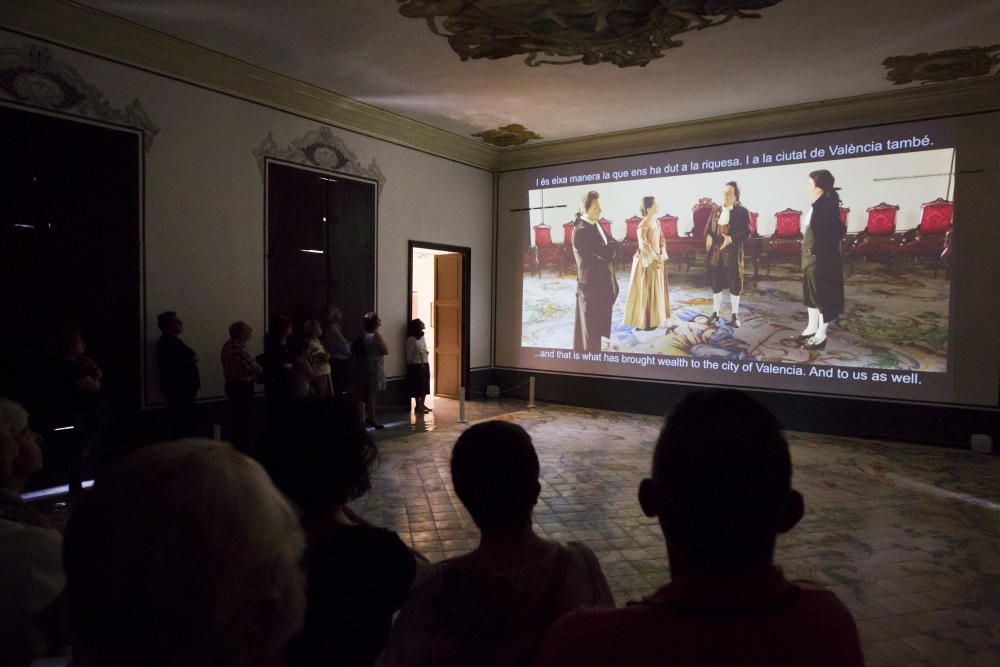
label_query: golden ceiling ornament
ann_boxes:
[882,45,1000,85]
[398,0,784,68]
[472,123,543,147]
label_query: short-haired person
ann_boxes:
[0,399,69,666]
[538,390,864,667]
[379,421,613,666]
[705,182,751,327]
[572,190,619,352]
[220,321,263,455]
[63,439,306,667]
[156,311,200,439]
[269,397,419,666]
[799,169,846,350]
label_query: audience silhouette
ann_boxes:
[378,420,613,666]
[538,389,865,666]
[269,397,419,667]
[63,439,305,667]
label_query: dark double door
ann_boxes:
[267,162,375,338]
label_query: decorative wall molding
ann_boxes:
[0,0,498,170]
[398,0,783,68]
[472,123,543,147]
[496,75,1000,171]
[254,126,387,196]
[0,43,158,149]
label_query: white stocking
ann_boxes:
[813,312,828,342]
[802,307,819,336]
[730,294,740,316]
[712,291,722,314]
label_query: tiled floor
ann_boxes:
[357,397,1000,667]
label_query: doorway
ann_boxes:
[408,242,470,399]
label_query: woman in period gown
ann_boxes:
[623,196,670,330]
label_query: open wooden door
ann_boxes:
[433,253,463,397]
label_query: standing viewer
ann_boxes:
[623,196,670,331]
[573,190,619,352]
[220,321,263,455]
[405,319,432,414]
[359,312,388,430]
[799,170,845,350]
[322,306,352,396]
[156,311,200,439]
[705,182,751,327]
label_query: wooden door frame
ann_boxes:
[407,241,471,396]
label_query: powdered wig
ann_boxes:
[64,439,306,667]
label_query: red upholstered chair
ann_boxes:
[532,223,566,277]
[562,221,576,248]
[891,198,953,277]
[849,202,900,272]
[764,208,803,274]
[839,206,851,227]
[599,218,614,241]
[674,198,716,272]
[621,215,642,261]
[749,211,760,237]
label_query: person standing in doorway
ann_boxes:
[573,190,619,352]
[221,321,263,455]
[156,311,200,439]
[405,319,431,415]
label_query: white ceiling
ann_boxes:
[78,0,1000,143]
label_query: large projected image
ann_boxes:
[517,119,956,400]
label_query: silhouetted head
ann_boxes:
[303,319,322,339]
[156,311,182,336]
[451,420,540,532]
[363,312,381,333]
[268,315,293,341]
[228,321,252,342]
[269,397,376,520]
[639,389,803,575]
[64,439,305,667]
[407,318,425,338]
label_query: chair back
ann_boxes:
[918,198,953,235]
[624,216,642,242]
[865,202,900,236]
[749,211,759,236]
[839,206,850,227]
[691,198,716,237]
[657,213,679,239]
[598,218,613,241]
[562,221,575,246]
[773,208,803,239]
[533,224,553,247]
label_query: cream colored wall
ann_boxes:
[0,32,494,405]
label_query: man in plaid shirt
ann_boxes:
[221,321,263,454]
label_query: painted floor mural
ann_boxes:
[521,260,949,372]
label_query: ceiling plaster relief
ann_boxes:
[397,0,783,67]
[883,45,1000,85]
[253,126,387,197]
[472,123,543,147]
[0,43,159,150]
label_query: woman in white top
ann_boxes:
[405,319,431,414]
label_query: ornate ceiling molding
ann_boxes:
[397,0,783,68]
[496,75,1000,171]
[883,45,1000,85]
[253,126,387,197]
[0,43,158,150]
[472,123,542,147]
[0,0,498,169]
